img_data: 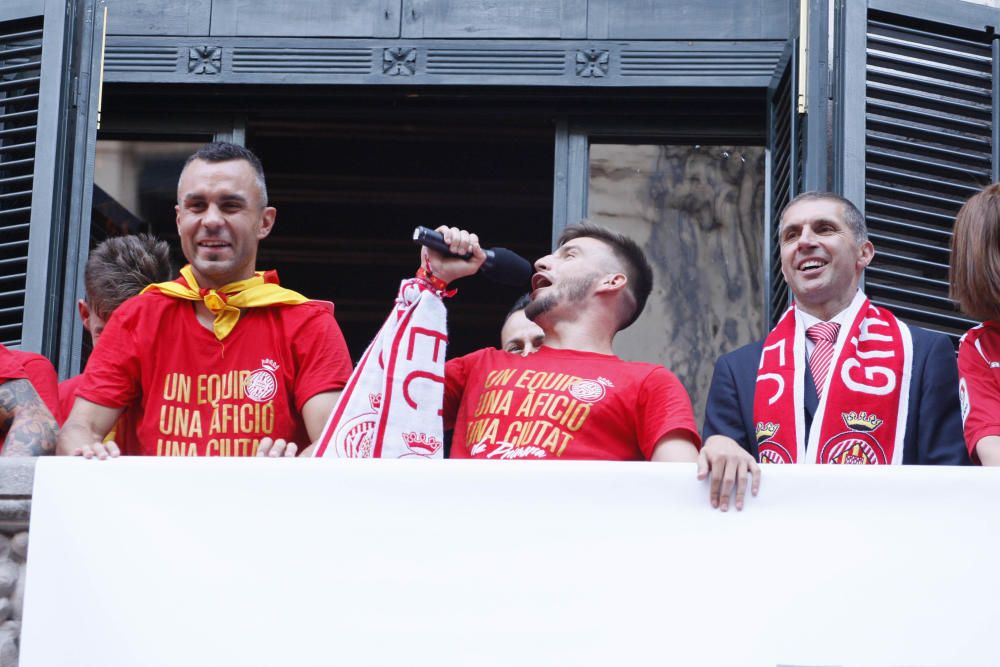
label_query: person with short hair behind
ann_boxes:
[703,191,966,469]
[500,293,544,356]
[58,142,353,458]
[59,233,174,425]
[949,182,1000,465]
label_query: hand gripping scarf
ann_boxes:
[142,265,309,340]
[754,297,912,464]
[313,277,447,459]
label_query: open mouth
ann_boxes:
[797,259,827,272]
[531,274,552,291]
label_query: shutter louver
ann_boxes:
[0,17,43,347]
[767,49,803,327]
[864,10,994,345]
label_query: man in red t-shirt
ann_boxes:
[430,224,758,510]
[0,344,58,455]
[58,142,352,458]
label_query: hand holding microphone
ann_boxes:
[413,226,533,288]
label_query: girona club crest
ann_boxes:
[819,411,888,465]
[400,431,442,458]
[755,421,792,464]
[333,393,381,458]
[569,376,613,403]
[245,359,279,402]
[333,414,376,457]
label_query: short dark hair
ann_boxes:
[950,182,1000,321]
[505,293,532,321]
[557,223,653,330]
[780,191,868,241]
[181,141,269,206]
[85,234,173,320]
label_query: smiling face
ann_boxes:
[501,309,544,356]
[779,197,874,320]
[175,158,276,288]
[525,237,615,326]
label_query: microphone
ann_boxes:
[412,226,533,288]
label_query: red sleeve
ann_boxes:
[444,354,472,457]
[290,301,354,411]
[77,301,143,409]
[14,352,60,422]
[636,366,701,459]
[58,375,83,426]
[0,344,26,381]
[958,336,1000,460]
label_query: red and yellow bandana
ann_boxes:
[753,297,912,464]
[141,265,309,340]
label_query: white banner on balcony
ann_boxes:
[19,459,1000,666]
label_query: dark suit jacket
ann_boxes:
[702,324,968,465]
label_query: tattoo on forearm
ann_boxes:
[0,379,58,456]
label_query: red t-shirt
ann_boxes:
[58,373,81,426]
[10,351,59,421]
[445,347,700,460]
[0,344,27,381]
[61,373,138,450]
[958,322,1000,460]
[78,291,353,456]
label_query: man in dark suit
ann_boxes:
[703,192,967,467]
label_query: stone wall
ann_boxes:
[0,460,34,667]
[588,144,766,424]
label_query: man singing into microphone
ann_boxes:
[423,224,758,510]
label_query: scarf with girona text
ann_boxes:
[753,298,911,464]
[313,277,447,459]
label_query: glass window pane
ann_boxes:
[94,139,207,237]
[587,144,765,424]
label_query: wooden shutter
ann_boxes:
[0,0,103,373]
[0,15,44,346]
[765,43,803,327]
[864,8,995,344]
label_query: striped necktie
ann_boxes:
[806,322,840,399]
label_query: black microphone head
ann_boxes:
[481,247,533,287]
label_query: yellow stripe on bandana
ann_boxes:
[142,265,309,340]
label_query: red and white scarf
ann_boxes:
[314,278,447,459]
[754,296,912,464]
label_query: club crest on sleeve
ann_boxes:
[959,378,970,425]
[245,359,279,402]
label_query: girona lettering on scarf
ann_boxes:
[841,317,898,396]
